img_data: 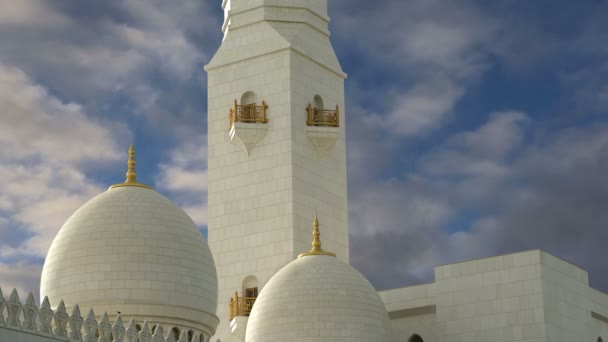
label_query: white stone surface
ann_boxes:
[229,122,269,155]
[40,186,218,337]
[245,255,392,341]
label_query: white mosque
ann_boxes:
[1,1,608,342]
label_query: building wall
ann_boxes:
[434,250,546,341]
[540,252,591,341]
[589,288,608,341]
[380,250,608,342]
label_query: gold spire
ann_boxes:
[298,213,336,258]
[109,144,154,190]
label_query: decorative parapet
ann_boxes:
[229,291,256,321]
[0,287,204,342]
[229,100,269,128]
[306,104,339,127]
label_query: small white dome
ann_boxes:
[245,254,392,341]
[41,180,218,336]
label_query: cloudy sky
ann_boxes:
[1,0,607,297]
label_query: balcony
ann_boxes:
[306,104,339,127]
[229,100,269,128]
[306,104,341,154]
[229,292,256,320]
[228,100,269,155]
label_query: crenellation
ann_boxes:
[38,297,54,336]
[0,287,5,327]
[0,287,206,342]
[7,288,22,329]
[23,293,39,333]
[151,325,164,342]
[139,322,152,342]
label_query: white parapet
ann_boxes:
[0,286,205,342]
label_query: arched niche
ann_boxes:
[409,334,424,342]
[242,275,259,298]
[314,95,324,110]
[241,91,256,106]
[171,327,180,340]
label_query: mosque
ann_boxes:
[1,1,608,341]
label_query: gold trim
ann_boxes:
[109,144,154,190]
[298,214,336,258]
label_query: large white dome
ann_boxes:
[40,147,218,337]
[245,219,392,342]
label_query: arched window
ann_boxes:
[314,95,324,111]
[598,338,603,342]
[409,334,424,342]
[188,330,194,341]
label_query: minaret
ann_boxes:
[205,1,348,339]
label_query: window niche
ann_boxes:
[306,95,340,154]
[228,91,269,155]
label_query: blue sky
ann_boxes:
[1,0,607,296]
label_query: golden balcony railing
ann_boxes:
[306,104,339,127]
[229,292,257,320]
[229,100,269,128]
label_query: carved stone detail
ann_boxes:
[165,328,177,342]
[0,287,6,327]
[125,318,139,342]
[139,321,152,342]
[39,297,54,335]
[98,312,112,342]
[152,325,165,342]
[7,288,22,329]
[54,300,69,338]
[69,304,84,341]
[0,287,205,342]
[22,292,39,332]
[83,309,98,342]
[112,315,125,342]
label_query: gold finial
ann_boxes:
[298,213,336,258]
[126,144,137,183]
[109,144,154,190]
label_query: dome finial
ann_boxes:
[109,144,154,190]
[126,144,137,183]
[298,212,336,258]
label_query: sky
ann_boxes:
[0,0,607,298]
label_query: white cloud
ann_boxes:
[0,63,128,258]
[0,63,125,163]
[0,262,42,301]
[156,138,208,226]
[335,0,498,140]
[0,0,68,27]
[379,78,465,136]
[420,111,528,178]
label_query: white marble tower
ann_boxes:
[205,0,348,340]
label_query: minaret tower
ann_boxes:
[205,1,348,339]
